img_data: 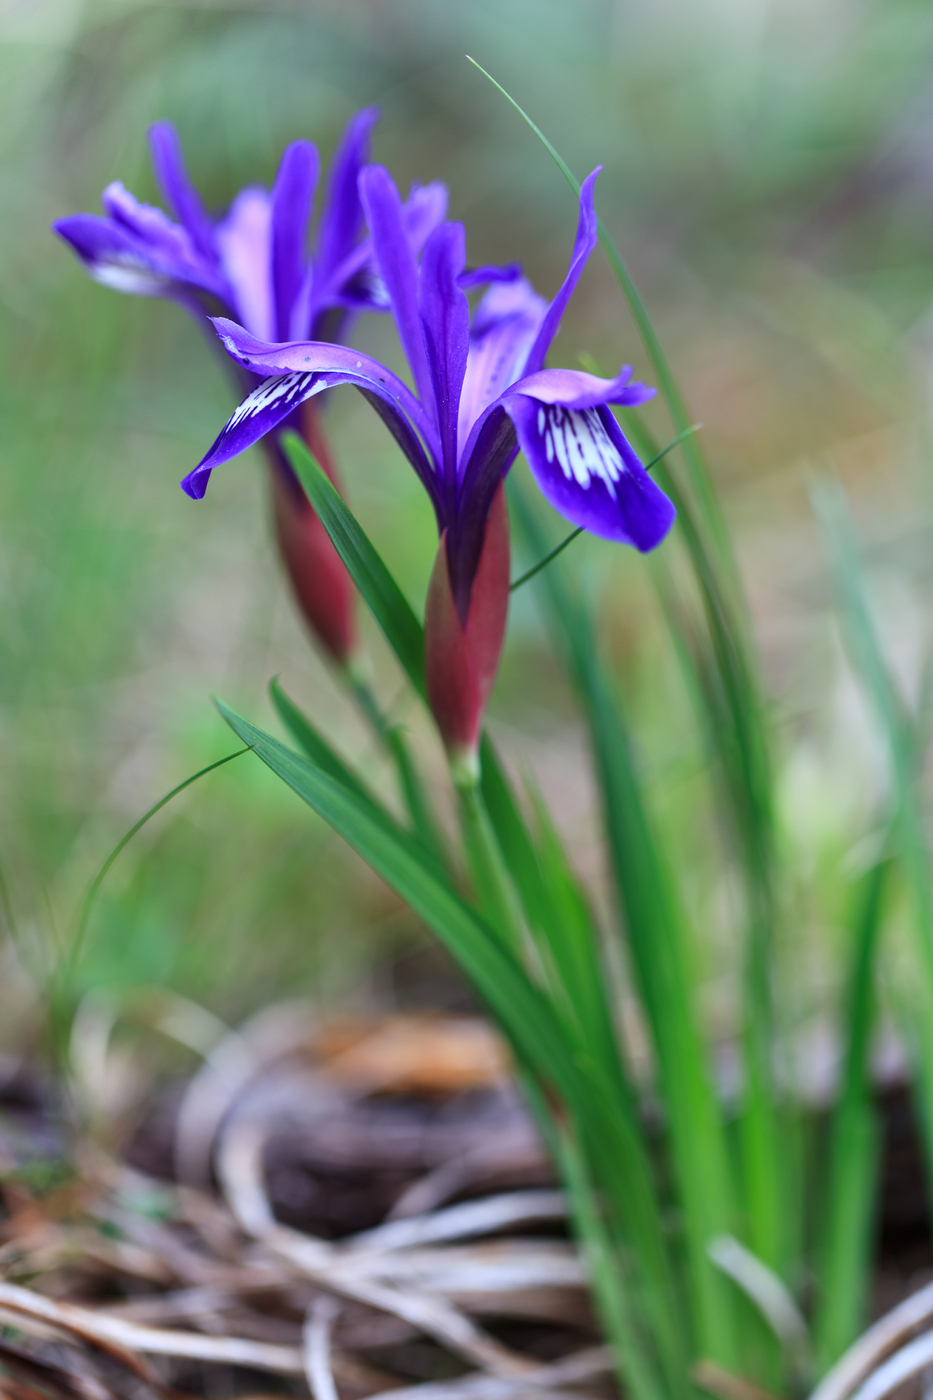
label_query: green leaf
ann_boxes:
[271,677,379,809]
[813,858,887,1371]
[281,432,425,696]
[218,699,682,1398]
[510,482,741,1374]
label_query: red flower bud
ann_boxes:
[267,401,356,667]
[425,483,510,768]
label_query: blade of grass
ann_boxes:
[629,407,786,1285]
[813,478,933,1234]
[466,58,733,579]
[813,857,888,1372]
[510,481,741,1372]
[50,744,254,1060]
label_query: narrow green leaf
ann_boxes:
[282,432,425,696]
[813,858,887,1371]
[218,700,682,1391]
[271,677,378,808]
[813,479,933,1237]
[510,482,741,1372]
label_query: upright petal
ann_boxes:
[401,181,449,252]
[457,277,547,461]
[271,141,319,341]
[504,392,675,550]
[417,223,469,491]
[522,168,601,377]
[315,106,379,288]
[215,187,274,339]
[358,165,435,417]
[147,121,216,263]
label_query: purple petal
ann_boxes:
[53,208,223,300]
[504,396,675,550]
[182,370,330,498]
[271,141,319,341]
[510,364,656,410]
[147,121,216,263]
[211,316,438,452]
[457,262,522,290]
[401,182,449,251]
[185,317,441,504]
[457,277,548,462]
[417,222,469,487]
[320,180,448,316]
[358,165,435,415]
[315,106,379,288]
[448,405,521,611]
[522,168,601,377]
[215,187,274,339]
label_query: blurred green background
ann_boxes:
[3,0,933,1059]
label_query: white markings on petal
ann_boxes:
[225,371,325,433]
[536,404,626,498]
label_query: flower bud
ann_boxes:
[267,401,356,667]
[425,484,510,773]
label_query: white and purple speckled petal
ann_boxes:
[504,395,675,550]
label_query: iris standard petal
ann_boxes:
[457,277,548,461]
[417,222,469,487]
[358,165,436,417]
[215,187,274,339]
[271,140,319,341]
[147,121,216,263]
[504,395,675,550]
[522,168,601,377]
[315,106,379,289]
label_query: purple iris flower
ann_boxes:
[183,164,675,757]
[53,109,447,349]
[53,111,448,667]
[184,166,674,615]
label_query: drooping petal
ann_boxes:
[457,277,548,461]
[147,121,216,263]
[522,167,601,377]
[417,222,469,489]
[215,187,274,339]
[315,106,379,289]
[358,164,435,417]
[511,364,656,410]
[53,207,223,300]
[210,317,439,454]
[271,141,319,341]
[504,395,675,550]
[183,318,440,504]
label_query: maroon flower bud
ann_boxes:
[267,401,356,667]
[425,483,510,774]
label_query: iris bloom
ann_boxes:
[184,166,676,763]
[54,112,446,665]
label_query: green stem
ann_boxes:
[455,772,524,954]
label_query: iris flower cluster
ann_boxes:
[56,110,675,765]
